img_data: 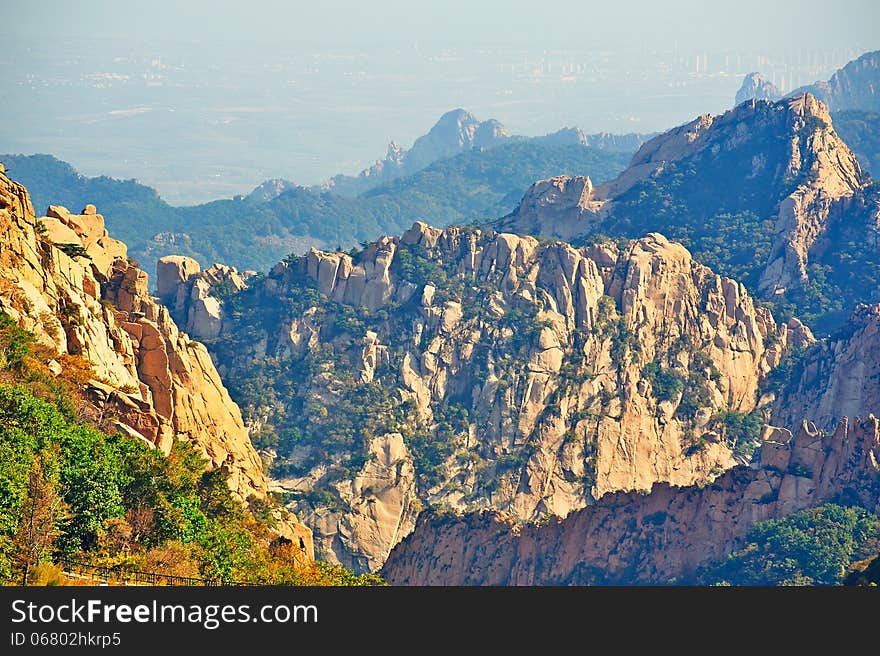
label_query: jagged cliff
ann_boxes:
[497,93,877,333]
[735,51,880,112]
[162,221,811,572]
[381,415,880,585]
[0,166,312,553]
[771,303,880,432]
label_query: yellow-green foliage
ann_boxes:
[0,311,383,586]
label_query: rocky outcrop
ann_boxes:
[156,255,201,306]
[166,220,812,572]
[277,432,419,574]
[499,108,727,235]
[735,72,782,105]
[157,257,251,341]
[506,176,600,241]
[41,204,129,278]
[772,304,880,432]
[381,415,880,585]
[497,94,871,327]
[0,170,286,513]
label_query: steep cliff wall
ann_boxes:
[381,416,880,585]
[772,303,880,432]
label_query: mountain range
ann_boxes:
[1,50,879,586]
[735,50,880,113]
[319,109,649,198]
[499,93,878,335]
[735,50,880,177]
[153,85,879,575]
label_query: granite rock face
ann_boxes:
[505,175,599,241]
[295,432,419,574]
[381,303,880,586]
[787,50,880,112]
[158,257,250,341]
[772,303,880,433]
[165,221,810,572]
[735,51,880,113]
[381,415,880,585]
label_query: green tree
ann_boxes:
[56,427,129,552]
[704,504,880,585]
[12,452,68,585]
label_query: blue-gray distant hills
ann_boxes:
[2,110,645,275]
[735,50,880,112]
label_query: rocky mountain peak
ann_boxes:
[788,50,880,112]
[608,93,848,199]
[496,93,872,332]
[735,72,783,105]
[322,108,511,196]
[244,177,298,204]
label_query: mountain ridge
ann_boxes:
[381,413,880,584]
[160,221,811,572]
[497,93,878,334]
[317,108,651,199]
[734,50,880,113]
[2,141,632,276]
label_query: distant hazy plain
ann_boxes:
[2,1,877,205]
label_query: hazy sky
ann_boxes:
[6,0,880,52]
